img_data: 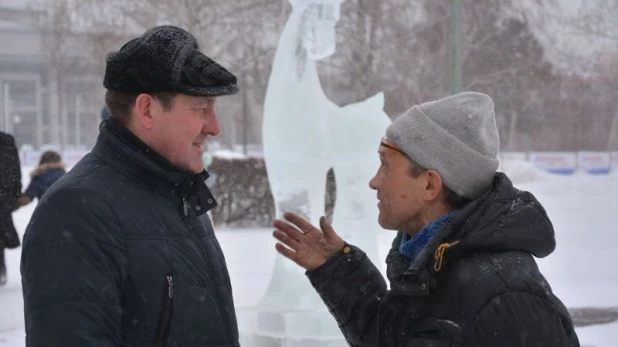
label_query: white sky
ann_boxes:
[0,0,26,9]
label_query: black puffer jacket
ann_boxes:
[307,173,579,347]
[0,131,21,249]
[21,119,239,346]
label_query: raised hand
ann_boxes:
[273,212,345,271]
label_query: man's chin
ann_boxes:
[189,164,204,174]
[377,217,400,232]
[173,160,203,175]
[377,216,391,230]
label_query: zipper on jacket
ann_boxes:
[153,274,174,347]
[167,276,174,299]
[182,196,188,217]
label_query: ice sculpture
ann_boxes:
[327,93,391,268]
[260,0,341,312]
[238,0,391,346]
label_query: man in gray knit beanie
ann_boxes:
[273,92,579,346]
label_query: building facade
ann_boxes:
[0,2,103,151]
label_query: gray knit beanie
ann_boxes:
[385,92,499,200]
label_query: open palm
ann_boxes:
[273,212,345,271]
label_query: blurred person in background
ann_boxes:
[0,131,22,286]
[13,150,66,210]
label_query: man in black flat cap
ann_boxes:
[21,26,240,347]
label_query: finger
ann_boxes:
[273,229,301,250]
[273,219,304,242]
[275,242,299,263]
[319,216,336,239]
[283,212,318,233]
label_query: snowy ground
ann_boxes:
[1,162,617,346]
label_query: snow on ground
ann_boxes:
[1,162,617,346]
[576,322,618,347]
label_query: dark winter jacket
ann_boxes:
[23,162,65,201]
[0,131,21,249]
[307,173,580,347]
[21,119,239,347]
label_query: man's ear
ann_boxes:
[134,93,156,130]
[423,169,444,202]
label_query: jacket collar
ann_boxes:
[93,118,216,216]
[386,172,555,295]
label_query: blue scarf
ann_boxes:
[399,211,456,262]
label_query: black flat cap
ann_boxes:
[103,25,238,97]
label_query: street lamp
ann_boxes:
[75,93,81,148]
[451,0,462,94]
[3,82,12,133]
